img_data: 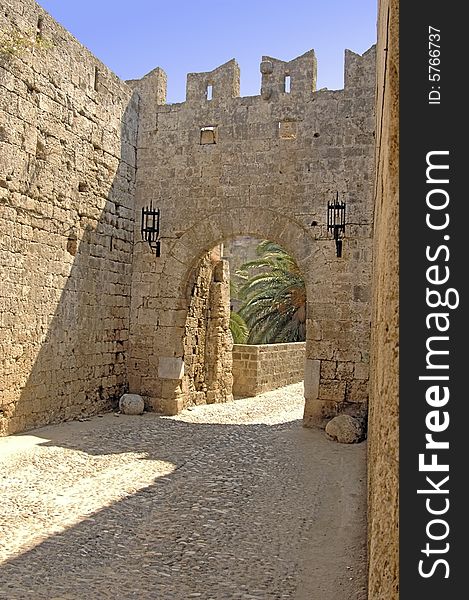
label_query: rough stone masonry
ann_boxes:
[0,0,376,436]
[0,0,138,435]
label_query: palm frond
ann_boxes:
[229,311,249,344]
[234,240,307,344]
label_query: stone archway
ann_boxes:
[182,233,308,409]
[129,207,370,427]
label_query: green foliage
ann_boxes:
[0,27,53,58]
[229,311,249,344]
[236,240,306,344]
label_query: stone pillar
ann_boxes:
[205,260,233,404]
[182,253,233,409]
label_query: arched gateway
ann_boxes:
[128,47,376,428]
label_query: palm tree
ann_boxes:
[235,240,306,344]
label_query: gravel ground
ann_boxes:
[0,383,367,599]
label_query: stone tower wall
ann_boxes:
[0,0,138,434]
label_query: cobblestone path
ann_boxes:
[0,383,367,599]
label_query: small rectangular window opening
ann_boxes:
[206,84,213,101]
[200,126,218,145]
[94,66,99,92]
[285,75,291,93]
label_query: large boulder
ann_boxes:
[119,393,145,415]
[325,414,365,444]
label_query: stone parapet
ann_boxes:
[232,342,305,397]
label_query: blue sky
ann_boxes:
[37,0,377,103]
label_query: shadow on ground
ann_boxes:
[0,410,367,600]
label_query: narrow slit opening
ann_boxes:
[37,15,44,38]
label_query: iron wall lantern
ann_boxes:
[141,203,161,256]
[327,192,346,258]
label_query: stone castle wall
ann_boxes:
[367,0,399,597]
[232,342,305,397]
[0,0,138,434]
[129,47,377,424]
[0,0,377,434]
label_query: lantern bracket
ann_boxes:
[141,203,161,256]
[327,193,346,258]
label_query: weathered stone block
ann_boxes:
[325,414,365,444]
[304,359,320,400]
[150,397,184,415]
[158,357,184,380]
[319,380,347,402]
[119,393,144,415]
[320,360,336,380]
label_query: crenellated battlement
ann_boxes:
[186,59,240,103]
[133,46,375,109]
[260,49,317,100]
[344,46,376,90]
